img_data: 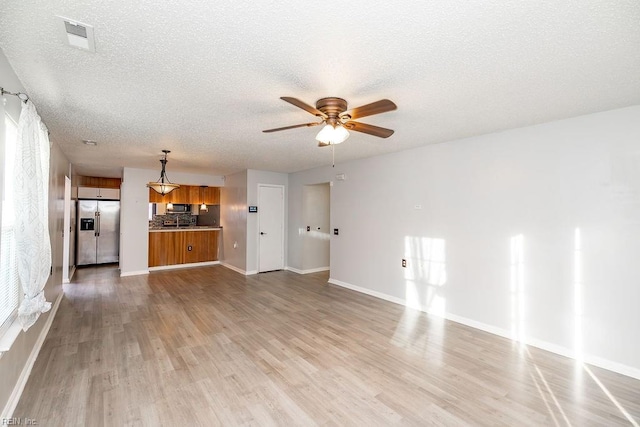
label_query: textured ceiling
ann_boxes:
[1,1,639,177]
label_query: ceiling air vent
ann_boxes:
[56,16,95,52]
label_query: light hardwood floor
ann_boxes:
[14,265,640,426]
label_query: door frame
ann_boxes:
[257,184,285,273]
[62,176,71,283]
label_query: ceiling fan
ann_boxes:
[263,97,397,146]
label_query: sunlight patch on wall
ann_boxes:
[403,236,447,316]
[307,230,330,240]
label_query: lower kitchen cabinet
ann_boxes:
[149,230,219,267]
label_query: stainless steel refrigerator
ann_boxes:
[77,200,120,265]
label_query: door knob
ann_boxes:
[260,232,266,235]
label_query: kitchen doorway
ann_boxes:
[301,183,330,273]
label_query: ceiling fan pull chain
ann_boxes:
[332,144,335,167]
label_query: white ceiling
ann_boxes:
[1,1,639,178]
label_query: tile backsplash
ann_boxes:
[149,213,195,228]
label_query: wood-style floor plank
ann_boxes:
[13,265,640,426]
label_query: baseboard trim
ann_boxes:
[327,277,640,381]
[63,265,77,284]
[328,278,406,306]
[120,269,149,277]
[149,261,220,272]
[220,263,257,275]
[1,290,63,419]
[286,266,330,275]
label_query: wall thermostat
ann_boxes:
[248,206,258,213]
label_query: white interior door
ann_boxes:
[258,185,284,272]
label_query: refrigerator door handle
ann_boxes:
[96,211,100,237]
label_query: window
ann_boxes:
[0,113,19,334]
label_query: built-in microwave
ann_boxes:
[166,203,191,213]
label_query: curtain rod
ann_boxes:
[1,87,29,104]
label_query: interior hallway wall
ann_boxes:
[0,47,70,416]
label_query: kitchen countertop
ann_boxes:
[149,226,222,232]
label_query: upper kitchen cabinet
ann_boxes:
[166,185,188,203]
[148,185,220,204]
[148,188,167,203]
[78,187,120,200]
[148,185,189,203]
[188,186,201,204]
[203,187,220,204]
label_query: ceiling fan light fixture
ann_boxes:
[147,150,180,196]
[315,124,350,145]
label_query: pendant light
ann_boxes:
[200,186,208,212]
[147,150,180,196]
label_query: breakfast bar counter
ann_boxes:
[148,228,221,268]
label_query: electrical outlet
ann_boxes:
[402,259,407,268]
[307,226,310,231]
[188,245,193,251]
[333,228,339,235]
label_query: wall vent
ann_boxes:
[57,16,95,52]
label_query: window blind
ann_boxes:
[0,114,19,333]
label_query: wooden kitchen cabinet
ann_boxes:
[148,230,220,267]
[168,185,188,203]
[148,185,184,203]
[188,186,201,204]
[183,231,212,263]
[149,188,168,203]
[148,231,185,266]
[149,185,220,204]
[203,187,220,204]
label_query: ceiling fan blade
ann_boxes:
[342,99,397,120]
[344,121,394,138]
[281,97,327,118]
[262,122,322,133]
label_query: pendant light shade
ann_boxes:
[147,150,180,195]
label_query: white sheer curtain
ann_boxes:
[14,101,51,330]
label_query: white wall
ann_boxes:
[120,167,223,276]
[246,169,288,274]
[288,105,640,378]
[302,183,330,271]
[220,170,248,273]
[0,48,69,414]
